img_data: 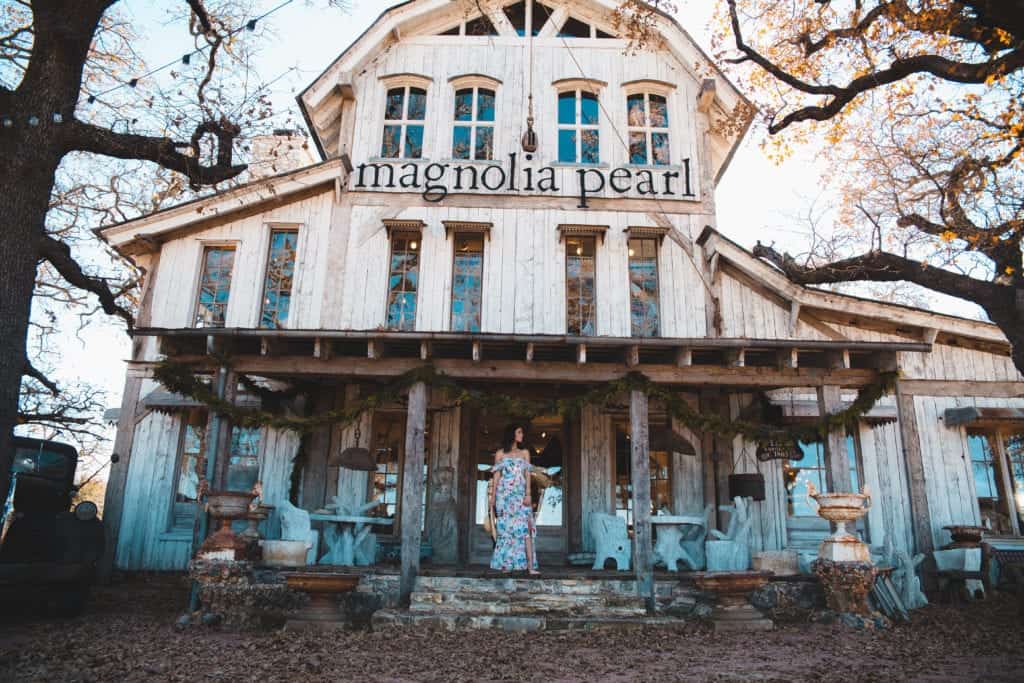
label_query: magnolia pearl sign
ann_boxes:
[353,153,694,208]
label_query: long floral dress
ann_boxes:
[489,456,538,572]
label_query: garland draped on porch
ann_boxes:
[152,357,899,447]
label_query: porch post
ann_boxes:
[400,381,429,605]
[630,389,655,612]
[817,385,853,493]
[895,383,934,555]
[97,374,143,582]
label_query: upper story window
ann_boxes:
[627,235,660,337]
[259,228,298,329]
[626,89,672,166]
[384,220,425,331]
[557,89,600,164]
[450,76,499,161]
[445,221,490,333]
[194,245,235,328]
[560,225,605,336]
[381,82,428,159]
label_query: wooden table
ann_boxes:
[651,514,708,571]
[309,514,393,566]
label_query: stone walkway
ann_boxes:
[1,576,1022,681]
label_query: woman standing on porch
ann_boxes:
[489,424,540,574]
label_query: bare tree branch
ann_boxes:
[37,233,135,330]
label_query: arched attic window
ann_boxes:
[449,75,501,161]
[554,78,606,165]
[623,80,676,166]
[437,13,499,36]
[379,74,432,159]
[504,1,555,37]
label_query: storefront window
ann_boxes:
[226,426,261,492]
[614,422,672,530]
[784,436,860,517]
[370,413,428,531]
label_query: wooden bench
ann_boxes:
[987,547,1024,618]
[934,569,987,604]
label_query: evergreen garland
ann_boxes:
[152,358,898,447]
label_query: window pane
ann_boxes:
[649,94,669,127]
[404,125,424,158]
[407,88,427,120]
[385,88,405,120]
[533,3,554,35]
[504,1,527,36]
[226,427,261,492]
[1006,433,1024,529]
[558,129,577,163]
[581,129,600,164]
[452,236,484,332]
[581,91,599,125]
[627,94,646,127]
[566,237,596,336]
[652,132,671,165]
[475,126,494,160]
[629,238,659,337]
[558,91,576,125]
[195,247,234,328]
[260,230,297,330]
[381,125,402,158]
[454,89,473,121]
[478,89,496,122]
[629,132,648,164]
[386,236,419,330]
[968,433,999,500]
[846,435,860,492]
[452,126,472,159]
[465,14,498,36]
[559,16,591,38]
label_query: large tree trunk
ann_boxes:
[0,146,61,504]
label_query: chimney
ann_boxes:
[249,129,318,180]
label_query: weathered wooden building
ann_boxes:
[99,0,1024,601]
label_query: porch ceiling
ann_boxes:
[135,328,925,389]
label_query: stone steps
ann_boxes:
[372,608,692,633]
[409,589,647,616]
[413,575,681,596]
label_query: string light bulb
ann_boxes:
[27,115,39,126]
[2,117,12,128]
[52,113,63,124]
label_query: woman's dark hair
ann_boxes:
[501,423,527,453]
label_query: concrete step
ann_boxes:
[413,575,682,597]
[408,590,647,616]
[372,608,691,633]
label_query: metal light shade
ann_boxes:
[336,446,375,471]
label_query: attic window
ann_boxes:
[559,17,591,38]
[439,25,460,36]
[504,2,528,36]
[504,1,553,37]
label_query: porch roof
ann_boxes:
[135,327,927,389]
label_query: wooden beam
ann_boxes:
[818,385,853,494]
[826,349,851,369]
[471,340,482,363]
[626,345,640,367]
[146,356,885,388]
[211,369,239,490]
[898,379,1024,398]
[675,348,692,367]
[895,384,934,555]
[313,337,332,360]
[400,381,428,605]
[97,376,143,582]
[525,343,534,363]
[922,328,939,345]
[994,434,1022,536]
[577,344,587,365]
[367,339,382,360]
[777,348,798,369]
[725,349,746,367]
[419,340,432,361]
[789,301,801,336]
[630,389,655,612]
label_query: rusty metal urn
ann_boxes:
[942,525,987,549]
[693,570,774,632]
[198,491,255,560]
[809,483,872,562]
[283,572,361,628]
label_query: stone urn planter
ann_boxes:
[282,572,361,629]
[942,525,987,549]
[198,491,255,560]
[811,559,876,615]
[808,483,871,562]
[693,570,774,631]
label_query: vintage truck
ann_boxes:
[0,436,105,616]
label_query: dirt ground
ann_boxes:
[1,576,1022,682]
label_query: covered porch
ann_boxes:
[117,327,928,606]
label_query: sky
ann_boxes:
[49,0,967,459]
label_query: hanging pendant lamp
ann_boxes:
[335,423,375,471]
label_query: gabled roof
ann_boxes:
[697,227,1009,349]
[297,0,753,181]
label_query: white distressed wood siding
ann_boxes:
[258,428,302,540]
[115,411,191,570]
[856,418,914,557]
[728,395,787,553]
[900,344,1023,382]
[912,396,1024,548]
[146,190,334,333]
[345,37,703,204]
[336,203,708,336]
